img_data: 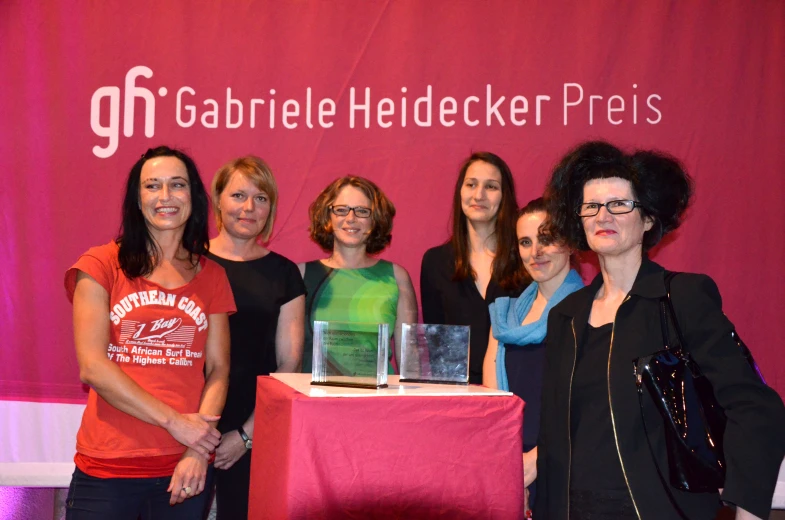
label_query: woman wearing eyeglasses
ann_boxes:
[298,176,418,374]
[535,141,785,520]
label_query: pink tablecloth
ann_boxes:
[249,376,525,519]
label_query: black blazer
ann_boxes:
[535,258,785,520]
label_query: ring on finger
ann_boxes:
[182,486,193,495]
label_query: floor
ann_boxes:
[1,487,783,519]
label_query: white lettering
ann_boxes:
[112,304,126,319]
[319,98,335,128]
[268,89,275,128]
[400,87,407,127]
[589,95,603,125]
[90,86,120,158]
[486,84,505,126]
[350,87,370,129]
[608,95,624,125]
[305,87,313,129]
[226,88,243,129]
[201,99,218,128]
[414,85,432,127]
[176,87,196,127]
[535,95,550,126]
[377,98,394,128]
[464,96,479,126]
[282,100,299,129]
[123,66,155,138]
[563,83,583,125]
[250,99,264,128]
[439,97,457,127]
[647,94,662,124]
[510,95,528,126]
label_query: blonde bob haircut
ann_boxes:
[212,155,279,241]
[309,176,395,255]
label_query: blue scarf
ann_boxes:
[489,269,584,391]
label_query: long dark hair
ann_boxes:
[117,146,210,279]
[449,151,524,291]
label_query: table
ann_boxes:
[248,374,525,520]
[1,385,784,518]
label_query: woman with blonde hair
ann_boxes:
[208,156,305,520]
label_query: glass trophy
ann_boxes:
[311,321,389,389]
[399,323,470,384]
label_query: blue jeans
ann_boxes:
[65,466,214,520]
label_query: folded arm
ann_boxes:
[72,271,221,457]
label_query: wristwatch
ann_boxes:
[238,427,252,450]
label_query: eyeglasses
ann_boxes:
[330,205,372,218]
[576,200,643,217]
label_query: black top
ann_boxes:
[569,322,629,492]
[535,258,785,520]
[504,341,546,451]
[420,243,523,384]
[207,251,305,433]
[301,260,331,373]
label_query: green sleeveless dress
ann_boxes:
[302,260,398,374]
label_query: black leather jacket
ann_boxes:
[534,259,785,519]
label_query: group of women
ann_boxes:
[64,143,785,520]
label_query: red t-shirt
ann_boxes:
[64,242,236,477]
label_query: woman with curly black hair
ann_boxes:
[298,176,417,373]
[535,141,785,520]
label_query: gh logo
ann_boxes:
[90,66,160,159]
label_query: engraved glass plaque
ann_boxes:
[311,321,389,389]
[399,323,470,384]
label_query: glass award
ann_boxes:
[399,323,470,384]
[311,321,389,389]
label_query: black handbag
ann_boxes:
[632,272,765,495]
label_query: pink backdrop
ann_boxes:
[1,1,783,402]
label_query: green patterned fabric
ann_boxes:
[302,260,398,374]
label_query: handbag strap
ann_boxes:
[664,271,764,383]
[658,298,673,350]
[635,270,691,519]
[662,271,688,351]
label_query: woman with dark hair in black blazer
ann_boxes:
[535,141,785,520]
[420,152,527,384]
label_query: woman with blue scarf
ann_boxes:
[484,197,584,507]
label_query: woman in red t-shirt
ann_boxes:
[64,146,236,519]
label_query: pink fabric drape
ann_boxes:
[1,1,783,402]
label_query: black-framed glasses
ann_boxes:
[330,205,372,218]
[577,200,643,217]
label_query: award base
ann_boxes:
[311,380,388,390]
[398,377,469,386]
